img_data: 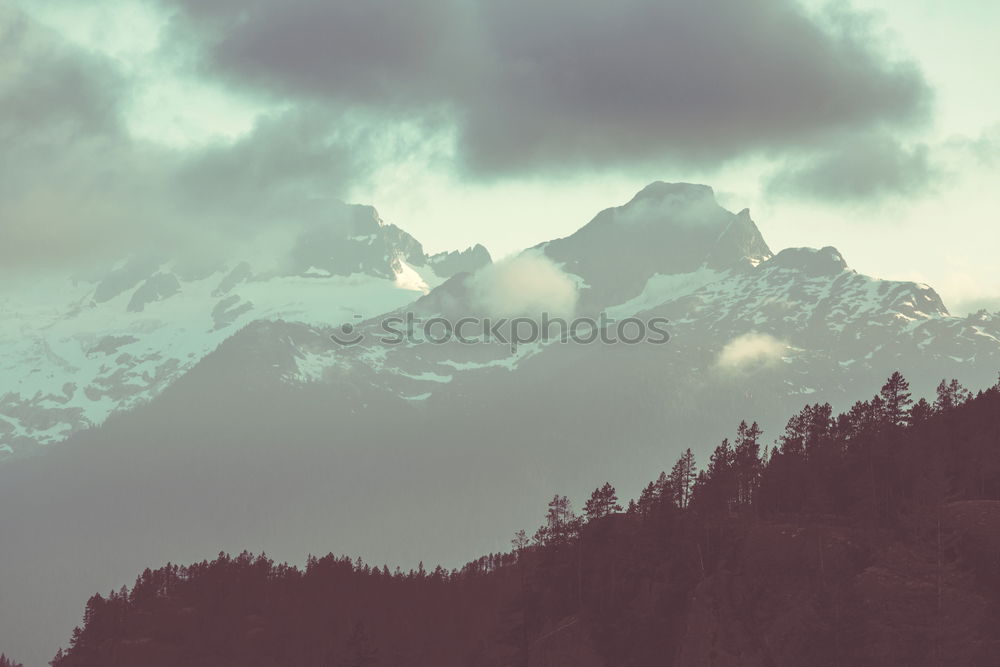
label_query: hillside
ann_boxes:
[49,374,1000,666]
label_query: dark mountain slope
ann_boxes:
[49,376,1000,667]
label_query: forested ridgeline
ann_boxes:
[51,373,1000,666]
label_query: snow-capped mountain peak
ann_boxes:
[0,201,490,458]
[542,181,772,310]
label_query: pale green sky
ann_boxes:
[9,0,1000,314]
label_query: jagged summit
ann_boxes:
[542,182,772,309]
[707,207,772,270]
[426,244,492,278]
[627,180,717,205]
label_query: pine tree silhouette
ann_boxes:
[584,483,622,521]
[0,654,24,667]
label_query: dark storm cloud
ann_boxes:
[1,0,939,269]
[764,134,938,201]
[0,7,388,270]
[0,7,122,138]
[171,106,451,240]
[159,0,932,175]
[0,5,142,267]
[176,108,370,219]
[208,0,475,107]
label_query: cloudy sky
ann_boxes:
[3,0,999,313]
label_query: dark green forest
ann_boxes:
[48,373,1000,666]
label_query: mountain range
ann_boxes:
[1,182,999,665]
[0,203,489,458]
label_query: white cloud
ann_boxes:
[469,251,578,318]
[715,332,787,372]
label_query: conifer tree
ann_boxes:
[879,372,913,426]
[733,421,764,507]
[637,481,659,517]
[0,654,24,667]
[668,449,697,508]
[910,397,933,424]
[692,439,735,513]
[511,529,530,554]
[934,378,970,412]
[534,495,579,545]
[584,483,622,521]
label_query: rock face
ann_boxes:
[768,246,850,278]
[542,182,772,310]
[427,244,493,278]
[285,205,426,279]
[126,273,182,313]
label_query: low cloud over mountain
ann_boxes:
[469,252,579,318]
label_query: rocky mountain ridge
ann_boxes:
[0,203,489,458]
